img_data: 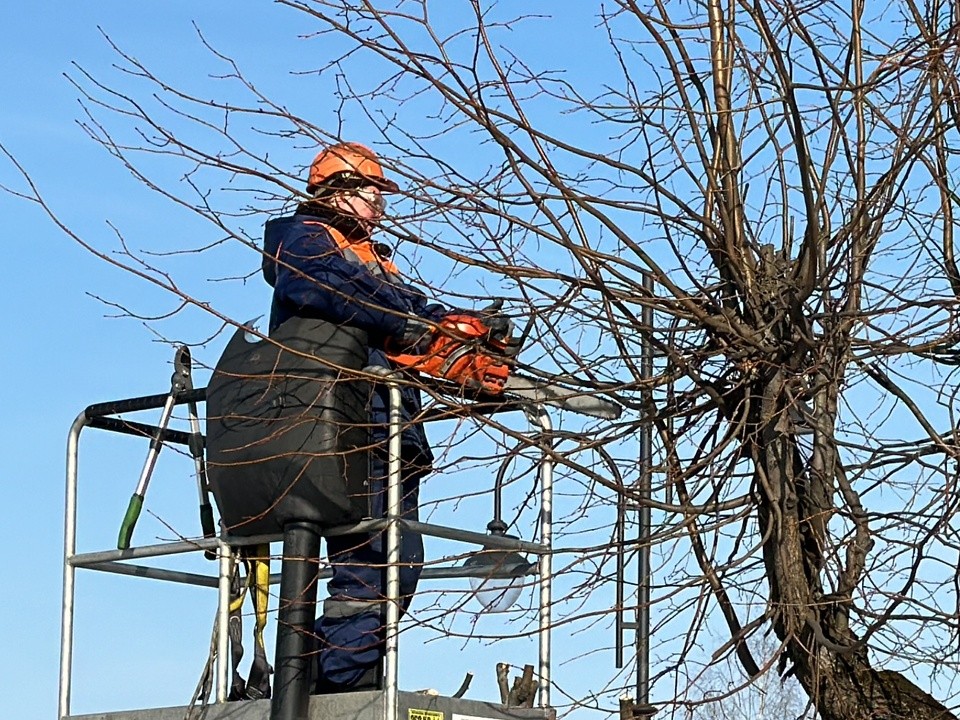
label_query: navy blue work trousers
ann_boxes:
[313,454,423,691]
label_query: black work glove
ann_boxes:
[467,299,513,342]
[393,317,436,355]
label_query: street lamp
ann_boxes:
[463,446,536,611]
[463,519,535,612]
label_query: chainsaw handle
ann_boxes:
[440,313,497,339]
[386,314,482,367]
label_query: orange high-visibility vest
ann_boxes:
[302,220,400,278]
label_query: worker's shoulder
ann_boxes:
[262,214,342,286]
[265,212,331,236]
[265,213,338,250]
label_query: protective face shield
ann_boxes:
[353,186,386,215]
[324,184,387,238]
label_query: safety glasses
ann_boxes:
[354,186,386,214]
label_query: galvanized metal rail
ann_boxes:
[59,371,555,720]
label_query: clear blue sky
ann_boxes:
[10,3,947,720]
[0,4,636,719]
[0,7,290,718]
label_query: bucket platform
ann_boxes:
[64,690,555,720]
[59,364,557,720]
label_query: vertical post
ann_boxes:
[615,485,625,668]
[533,407,554,708]
[600,447,625,671]
[383,379,402,720]
[271,522,323,720]
[59,414,87,720]
[636,272,654,708]
[216,540,232,703]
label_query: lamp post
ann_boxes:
[463,443,536,612]
[617,272,656,717]
[637,271,654,714]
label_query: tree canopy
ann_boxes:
[11,2,960,718]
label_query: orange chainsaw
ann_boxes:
[388,314,621,419]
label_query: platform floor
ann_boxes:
[65,690,555,720]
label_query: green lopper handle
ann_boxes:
[117,494,144,550]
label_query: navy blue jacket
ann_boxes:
[264,214,447,470]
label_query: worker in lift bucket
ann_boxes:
[263,142,506,693]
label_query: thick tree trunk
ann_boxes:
[751,372,955,720]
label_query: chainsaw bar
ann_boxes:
[502,374,622,420]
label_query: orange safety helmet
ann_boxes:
[306,142,400,195]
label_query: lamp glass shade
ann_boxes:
[462,549,531,612]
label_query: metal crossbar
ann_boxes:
[59,370,554,720]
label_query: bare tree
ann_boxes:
[10,1,960,718]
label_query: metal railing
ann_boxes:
[58,371,554,720]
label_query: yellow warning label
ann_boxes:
[409,710,444,720]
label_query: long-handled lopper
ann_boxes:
[117,345,217,551]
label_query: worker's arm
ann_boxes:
[397,280,453,323]
[273,227,444,345]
